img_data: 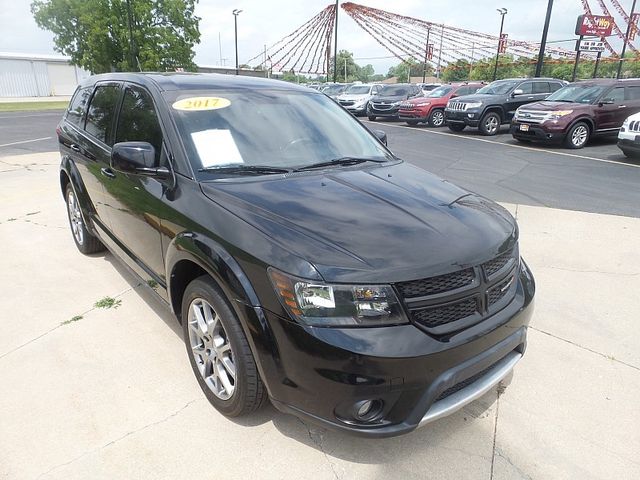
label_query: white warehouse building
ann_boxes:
[0,52,90,97]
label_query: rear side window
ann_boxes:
[115,86,163,165]
[549,82,563,92]
[533,82,550,94]
[66,87,92,127]
[85,85,121,144]
[627,86,640,100]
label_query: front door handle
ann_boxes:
[618,105,627,108]
[69,144,81,153]
[100,167,116,179]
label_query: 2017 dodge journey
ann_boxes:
[58,73,535,437]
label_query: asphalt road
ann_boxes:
[1,109,639,217]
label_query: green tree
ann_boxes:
[441,59,471,82]
[31,0,201,73]
[386,58,433,81]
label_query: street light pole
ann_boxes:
[333,0,339,83]
[617,0,638,78]
[422,27,431,83]
[232,9,242,75]
[493,8,507,81]
[126,0,135,70]
[535,0,553,77]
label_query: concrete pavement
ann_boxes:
[0,151,638,479]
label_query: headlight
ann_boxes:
[268,269,408,327]
[622,117,631,127]
[415,102,431,107]
[548,110,573,120]
[392,101,401,106]
[465,101,483,109]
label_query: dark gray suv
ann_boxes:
[444,78,566,135]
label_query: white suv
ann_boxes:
[337,84,383,116]
[617,112,640,158]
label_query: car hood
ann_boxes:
[199,162,517,283]
[517,101,589,111]
[371,95,409,103]
[451,93,500,104]
[338,93,370,101]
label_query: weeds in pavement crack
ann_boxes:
[60,315,83,326]
[94,296,122,309]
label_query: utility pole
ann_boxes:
[422,27,431,83]
[572,35,583,82]
[593,46,602,78]
[493,8,508,81]
[617,0,638,78]
[126,0,135,70]
[535,0,553,77]
[469,42,475,78]
[219,32,223,66]
[333,0,339,83]
[232,9,242,75]
[344,58,347,82]
[436,24,444,79]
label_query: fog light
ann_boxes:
[353,399,384,421]
[468,113,475,118]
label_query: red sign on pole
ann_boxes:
[630,13,640,41]
[427,44,434,60]
[498,34,508,54]
[575,14,614,37]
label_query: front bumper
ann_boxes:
[368,105,401,117]
[398,108,428,121]
[243,265,535,438]
[344,104,367,115]
[510,121,566,143]
[617,137,640,154]
[445,109,481,127]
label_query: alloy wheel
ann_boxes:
[571,125,588,147]
[432,110,444,127]
[187,298,236,400]
[485,115,499,134]
[67,190,84,245]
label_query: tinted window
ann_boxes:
[115,86,163,165]
[468,85,482,94]
[85,85,120,144]
[533,82,550,94]
[379,85,410,96]
[518,82,533,94]
[66,87,92,127]
[547,84,607,103]
[476,80,520,95]
[549,82,563,92]
[603,87,625,103]
[427,85,453,97]
[627,86,640,100]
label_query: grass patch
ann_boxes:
[0,101,69,112]
[61,315,83,326]
[94,296,122,309]
[146,279,158,289]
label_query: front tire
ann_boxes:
[447,123,466,132]
[479,112,501,136]
[65,183,105,255]
[368,115,376,121]
[182,276,266,417]
[564,122,590,149]
[428,109,445,127]
[406,120,419,126]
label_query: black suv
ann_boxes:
[445,78,566,135]
[367,83,422,121]
[58,73,534,438]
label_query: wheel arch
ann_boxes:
[59,157,96,230]
[483,106,505,121]
[568,116,594,135]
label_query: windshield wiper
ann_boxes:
[294,156,387,172]
[198,165,292,175]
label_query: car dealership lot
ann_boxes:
[1,112,639,479]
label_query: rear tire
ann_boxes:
[368,115,376,121]
[406,120,418,126]
[182,276,266,417]
[447,123,466,132]
[479,112,501,136]
[564,122,590,149]
[65,183,105,255]
[428,109,445,127]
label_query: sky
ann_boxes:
[0,0,599,74]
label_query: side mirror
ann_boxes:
[512,89,524,96]
[111,142,169,178]
[450,93,458,98]
[372,129,388,146]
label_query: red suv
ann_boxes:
[399,83,484,127]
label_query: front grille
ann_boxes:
[396,268,475,298]
[447,101,467,111]
[515,109,548,124]
[399,103,414,109]
[396,248,518,334]
[482,250,514,278]
[629,120,640,132]
[372,102,394,111]
[339,100,354,106]
[434,359,501,402]
[412,298,478,329]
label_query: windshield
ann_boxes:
[345,85,371,95]
[379,85,410,96]
[168,89,393,178]
[322,85,346,95]
[427,86,454,98]
[546,84,608,104]
[476,80,519,95]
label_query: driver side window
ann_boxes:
[517,82,533,94]
[603,87,625,103]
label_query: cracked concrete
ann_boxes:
[0,153,638,479]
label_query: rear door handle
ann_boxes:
[100,167,116,179]
[69,144,81,153]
